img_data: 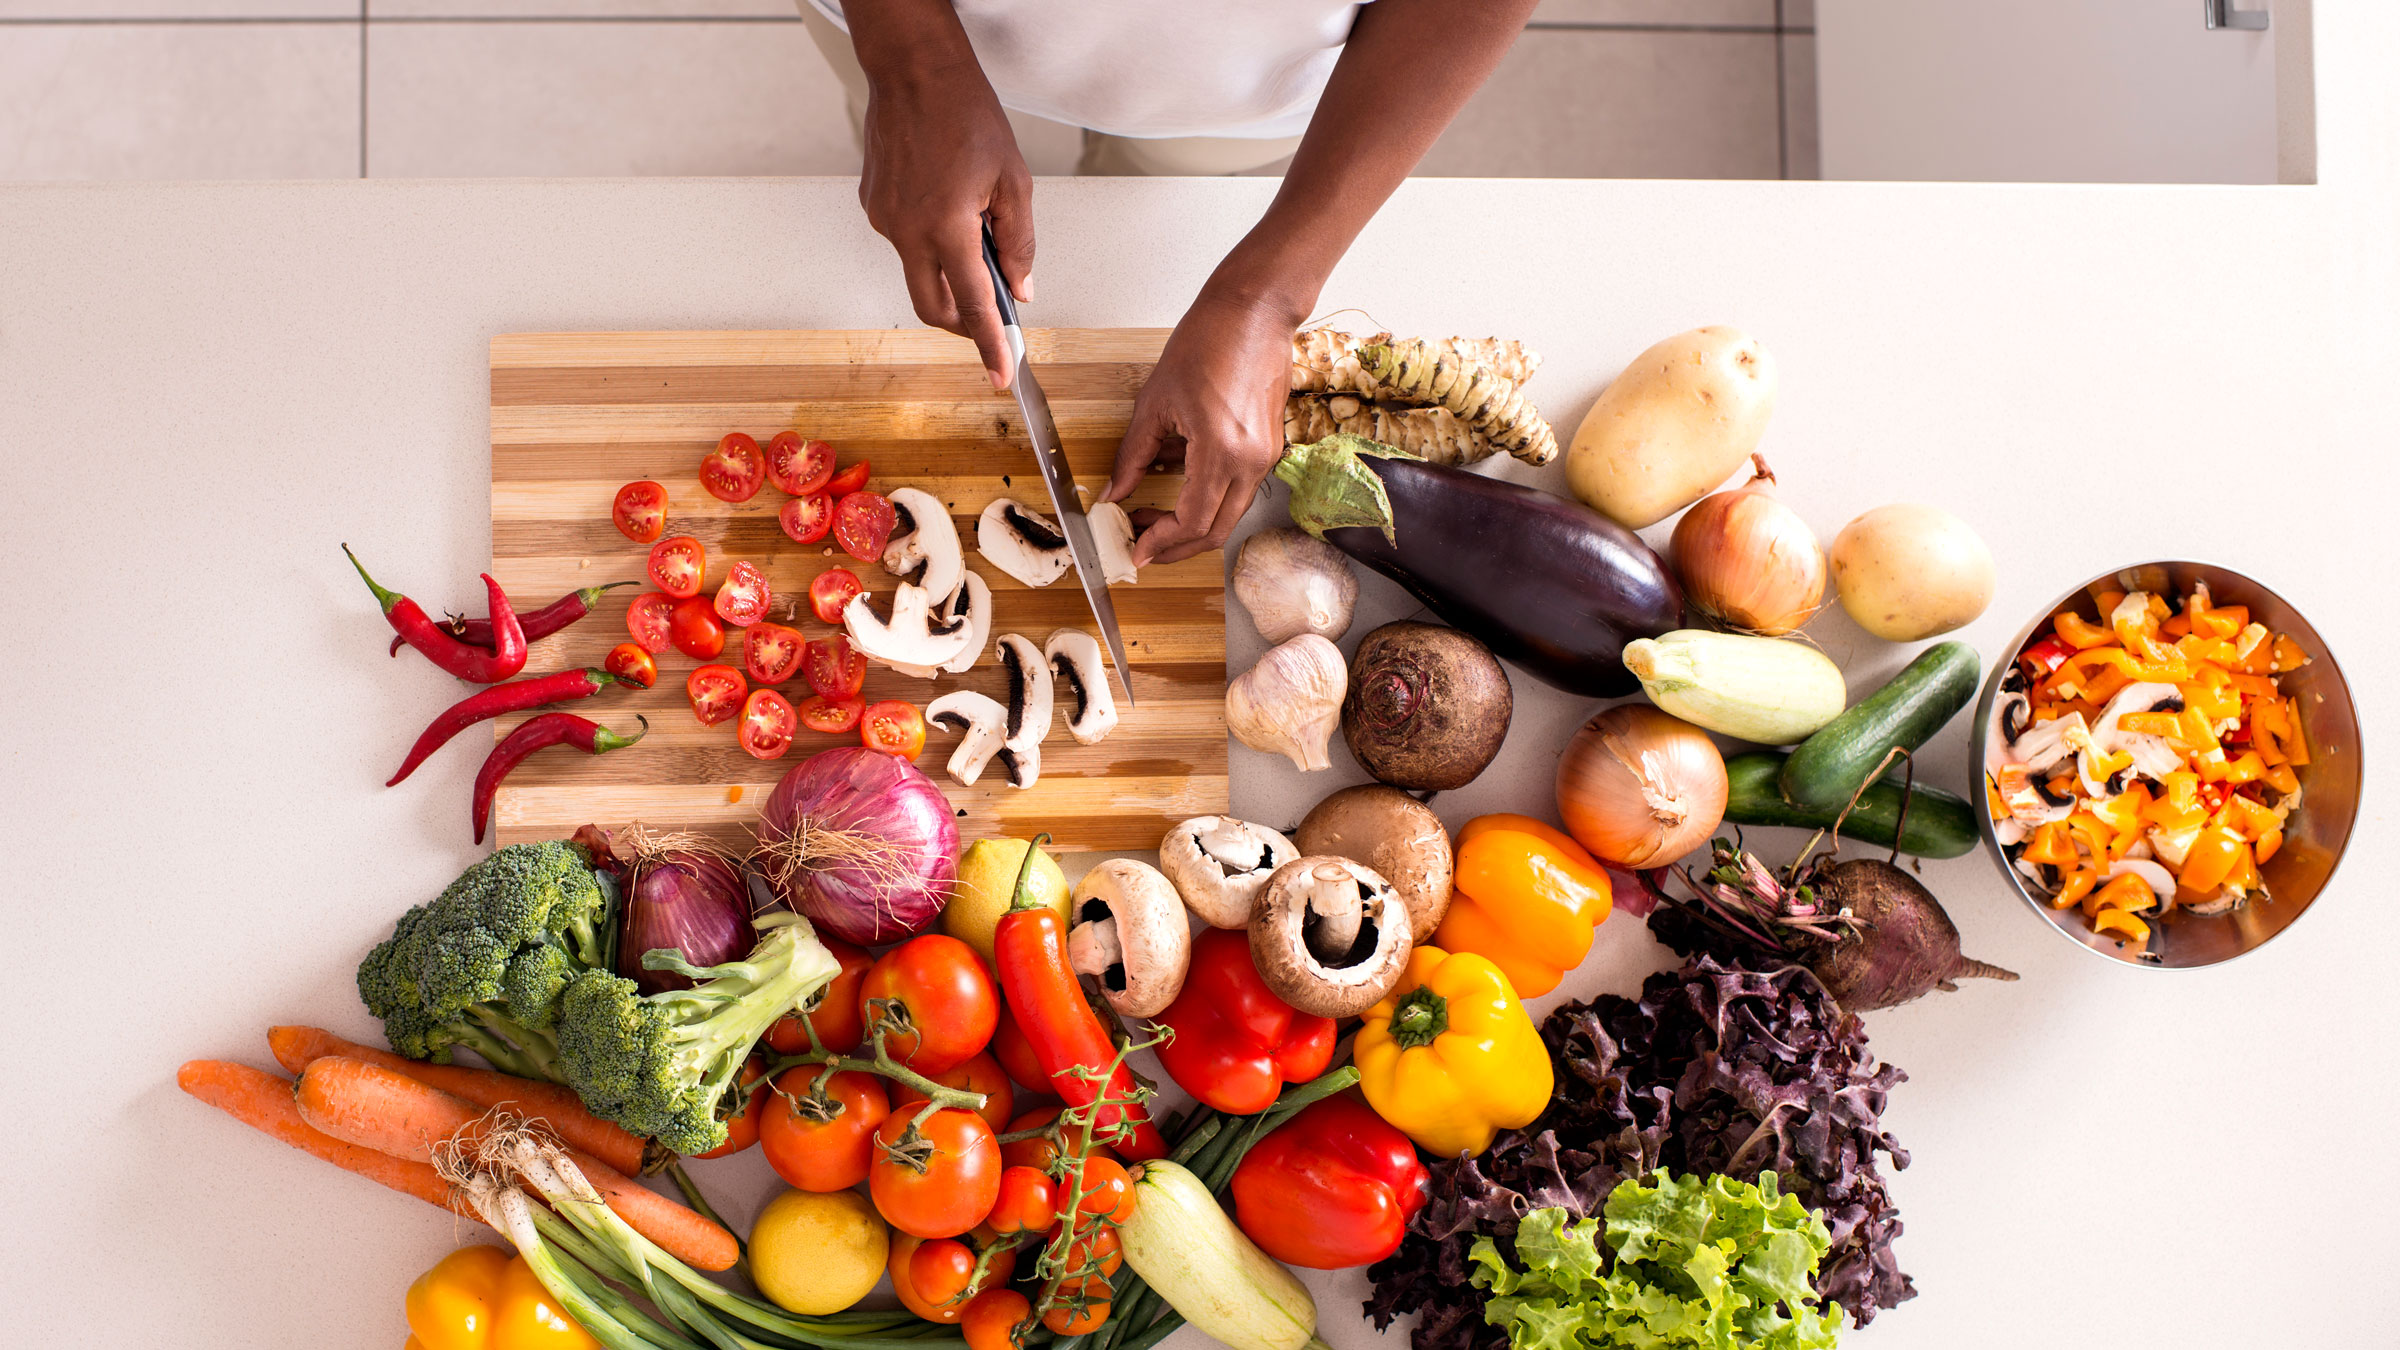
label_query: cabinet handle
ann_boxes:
[2204,0,2268,30]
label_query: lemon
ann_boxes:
[750,1188,888,1315]
[945,837,1069,966]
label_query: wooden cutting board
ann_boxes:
[487,328,1227,852]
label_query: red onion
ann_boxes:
[755,746,958,945]
[620,842,750,993]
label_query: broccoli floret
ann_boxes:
[357,840,613,1081]
[554,912,840,1156]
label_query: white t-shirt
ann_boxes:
[806,0,1368,140]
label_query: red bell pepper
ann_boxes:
[1154,928,1335,1115]
[1229,1093,1429,1270]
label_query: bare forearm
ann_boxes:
[1204,0,1540,323]
[842,0,978,84]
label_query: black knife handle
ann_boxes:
[978,218,1022,332]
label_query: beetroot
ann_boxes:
[1806,858,2017,1011]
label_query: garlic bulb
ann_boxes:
[1232,528,1358,643]
[1226,634,1348,772]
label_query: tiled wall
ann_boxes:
[0,1,1818,181]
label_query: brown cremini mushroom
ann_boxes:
[1249,856,1413,1019]
[1292,785,1455,942]
[1067,859,1191,1019]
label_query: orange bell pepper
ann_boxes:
[2118,711,2184,739]
[2052,867,2100,910]
[2022,820,2079,867]
[2084,872,2156,919]
[2254,828,2284,864]
[1432,816,1612,999]
[2278,698,2311,766]
[2223,794,2281,840]
[2053,610,2117,650]
[2271,635,2309,673]
[2263,762,2301,795]
[2178,825,2244,895]
[2091,908,2151,945]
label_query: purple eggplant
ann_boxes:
[1276,434,1681,698]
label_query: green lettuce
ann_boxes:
[1467,1172,1845,1350]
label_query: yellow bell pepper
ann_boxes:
[1433,815,1613,998]
[406,1245,598,1350]
[1356,946,1551,1159]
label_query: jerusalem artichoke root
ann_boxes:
[1290,329,1542,397]
[1285,394,1489,466]
[1356,336,1558,465]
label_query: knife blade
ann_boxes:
[978,219,1136,707]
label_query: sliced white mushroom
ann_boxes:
[1160,816,1299,929]
[936,573,993,676]
[979,499,1072,588]
[1088,500,1139,586]
[994,633,1053,752]
[882,488,964,602]
[843,582,976,675]
[1045,629,1119,746]
[927,691,1008,787]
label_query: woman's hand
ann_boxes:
[1102,290,1299,566]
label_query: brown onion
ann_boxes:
[1555,705,1728,867]
[1668,455,1825,636]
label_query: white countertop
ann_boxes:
[6,12,2398,1345]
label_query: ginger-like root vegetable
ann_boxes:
[1354,337,1557,465]
[1290,330,1542,397]
[1285,394,1490,466]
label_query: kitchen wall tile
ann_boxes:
[0,22,358,180]
[1532,0,1773,28]
[368,0,795,16]
[1782,30,1817,178]
[1417,28,1778,178]
[0,1,352,15]
[1781,0,1813,27]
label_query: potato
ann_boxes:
[1829,503,1995,640]
[1565,326,1777,528]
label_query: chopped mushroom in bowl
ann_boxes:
[1971,560,2359,969]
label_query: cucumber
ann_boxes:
[1779,641,1980,812]
[1725,751,1979,859]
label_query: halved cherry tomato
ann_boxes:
[625,592,677,653]
[986,1166,1057,1238]
[826,460,871,497]
[961,1289,1033,1350]
[798,694,865,734]
[860,934,998,1075]
[766,432,836,497]
[869,1108,1000,1239]
[715,560,770,627]
[809,568,865,625]
[891,1050,1016,1133]
[604,642,657,690]
[669,595,726,659]
[862,700,927,761]
[691,1059,766,1159]
[700,431,766,502]
[740,688,797,760]
[744,622,805,685]
[648,535,706,598]
[805,634,868,699]
[687,664,747,726]
[780,492,833,545]
[834,491,897,562]
[761,1067,889,1193]
[765,937,873,1055]
[612,480,667,543]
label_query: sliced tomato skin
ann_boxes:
[740,689,798,760]
[701,432,766,502]
[834,492,897,563]
[798,694,866,734]
[826,460,871,497]
[715,560,771,628]
[688,664,748,727]
[613,480,668,543]
[626,593,678,654]
[648,535,707,599]
[805,635,869,699]
[744,622,805,685]
[809,568,865,625]
[862,700,928,761]
[669,595,727,660]
[766,433,836,497]
[779,492,834,546]
[604,642,658,689]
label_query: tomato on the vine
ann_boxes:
[647,535,706,598]
[833,491,897,562]
[604,641,657,689]
[765,937,872,1055]
[714,559,770,627]
[1062,1225,1123,1279]
[686,664,746,727]
[690,1060,766,1160]
[861,700,927,761]
[809,568,864,625]
[780,492,833,545]
[890,1234,1017,1326]
[612,480,667,543]
[961,1288,1033,1350]
[744,622,804,685]
[700,432,765,502]
[869,1108,1000,1239]
[986,1166,1057,1238]
[999,1108,1116,1175]
[804,634,867,699]
[908,1238,981,1313]
[1042,1286,1109,1337]
[759,1067,889,1193]
[798,694,865,734]
[1060,1156,1135,1226]
[739,688,797,760]
[826,460,871,497]
[625,593,678,653]
[669,595,726,659]
[766,432,835,497]
[859,935,998,1075]
[891,1050,1015,1133]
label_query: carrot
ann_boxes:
[175,1059,479,1223]
[295,1057,738,1272]
[267,1025,647,1175]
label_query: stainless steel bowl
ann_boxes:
[1970,561,2360,968]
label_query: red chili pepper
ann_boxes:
[1153,928,1335,1115]
[992,835,1166,1161]
[387,581,637,657]
[472,713,646,844]
[388,667,629,786]
[344,544,526,683]
[1228,1093,1430,1270]
[2019,633,2075,680]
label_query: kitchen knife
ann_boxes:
[978,218,1136,707]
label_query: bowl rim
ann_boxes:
[1969,557,2361,970]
